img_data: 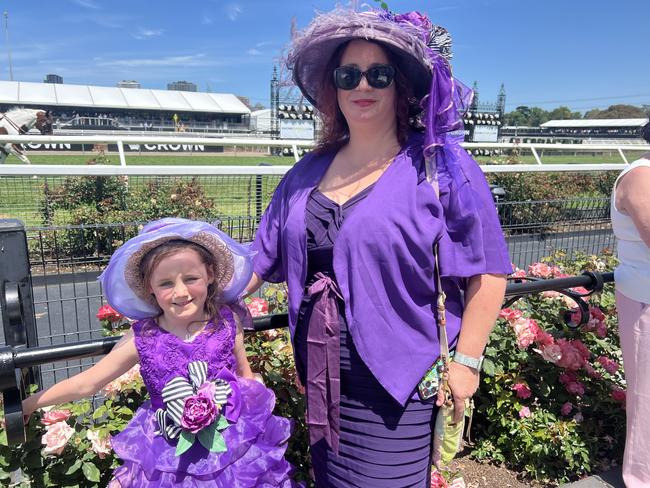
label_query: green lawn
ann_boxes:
[8,153,293,166]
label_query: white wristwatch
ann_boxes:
[453,352,484,372]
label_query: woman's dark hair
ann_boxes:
[643,121,650,144]
[314,40,424,154]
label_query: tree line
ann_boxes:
[503,104,650,127]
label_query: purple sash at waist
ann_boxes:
[305,271,341,454]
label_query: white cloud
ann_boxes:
[247,48,262,56]
[70,0,101,9]
[201,14,213,25]
[97,54,210,68]
[225,3,243,21]
[133,28,164,40]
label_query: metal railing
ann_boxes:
[1,133,648,168]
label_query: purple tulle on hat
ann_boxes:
[98,218,254,320]
[287,6,472,176]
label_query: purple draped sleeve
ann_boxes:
[436,143,513,278]
[251,178,288,284]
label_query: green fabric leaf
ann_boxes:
[175,430,195,457]
[216,415,229,431]
[65,459,83,475]
[197,423,227,453]
[81,462,101,482]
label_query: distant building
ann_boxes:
[117,80,141,89]
[500,118,649,144]
[167,80,197,92]
[44,74,63,84]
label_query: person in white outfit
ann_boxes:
[611,121,650,487]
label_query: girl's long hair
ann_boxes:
[314,40,424,154]
[140,240,222,324]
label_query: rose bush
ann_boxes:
[0,254,625,487]
[473,251,625,484]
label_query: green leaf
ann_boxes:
[65,459,83,475]
[482,358,496,376]
[197,424,227,453]
[82,462,101,482]
[216,415,229,431]
[175,430,195,456]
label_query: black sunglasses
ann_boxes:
[333,64,396,90]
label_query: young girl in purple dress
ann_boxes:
[22,218,301,487]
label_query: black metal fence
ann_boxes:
[0,194,615,389]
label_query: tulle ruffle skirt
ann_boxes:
[109,379,300,487]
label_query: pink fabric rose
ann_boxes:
[96,304,124,322]
[41,409,71,426]
[42,421,75,456]
[527,263,561,278]
[512,383,532,399]
[197,381,217,400]
[180,395,218,433]
[86,429,112,459]
[519,406,532,418]
[584,362,602,380]
[535,329,555,347]
[561,402,573,416]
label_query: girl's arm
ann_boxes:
[617,166,650,247]
[23,329,139,417]
[439,273,507,422]
[232,312,255,379]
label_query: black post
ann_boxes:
[255,163,272,221]
[0,219,41,387]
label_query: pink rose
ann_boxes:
[246,297,269,317]
[527,263,557,278]
[561,402,573,416]
[537,344,562,363]
[584,362,602,380]
[512,383,532,399]
[556,339,586,371]
[611,387,626,404]
[499,308,523,323]
[519,406,532,418]
[41,409,71,426]
[430,471,448,488]
[511,268,527,279]
[512,318,538,350]
[96,304,124,322]
[42,421,75,456]
[86,430,112,459]
[565,381,585,396]
[535,329,555,347]
[559,371,578,385]
[597,356,619,374]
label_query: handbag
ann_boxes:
[418,158,473,469]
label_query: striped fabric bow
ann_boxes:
[155,361,241,456]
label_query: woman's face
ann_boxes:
[336,40,397,130]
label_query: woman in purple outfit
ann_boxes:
[23,218,301,487]
[248,7,512,488]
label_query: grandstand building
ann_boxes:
[500,118,649,144]
[0,80,251,133]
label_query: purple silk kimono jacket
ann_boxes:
[252,132,512,406]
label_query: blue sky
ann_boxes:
[2,0,648,113]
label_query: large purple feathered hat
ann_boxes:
[287,7,472,156]
[98,218,253,320]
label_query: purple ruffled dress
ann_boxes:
[109,306,300,487]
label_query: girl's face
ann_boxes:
[147,248,214,324]
[336,39,397,130]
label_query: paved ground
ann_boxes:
[560,467,624,488]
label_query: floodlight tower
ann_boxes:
[3,11,14,81]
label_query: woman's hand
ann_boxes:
[436,362,480,423]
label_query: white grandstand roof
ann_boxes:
[0,80,251,115]
[541,118,648,128]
